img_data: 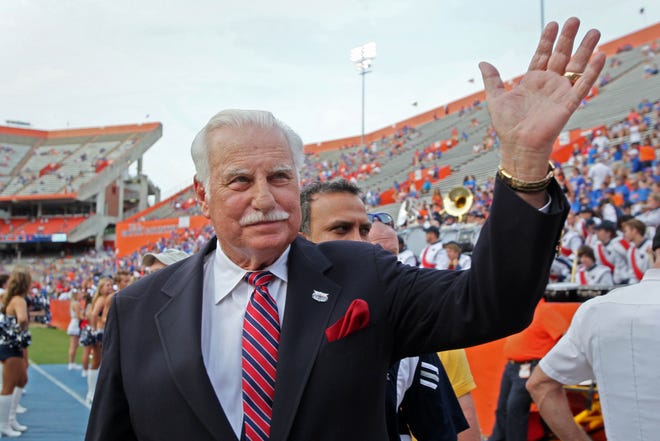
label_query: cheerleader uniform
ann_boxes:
[66,304,81,337]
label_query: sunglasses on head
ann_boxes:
[367,212,394,228]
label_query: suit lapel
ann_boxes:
[155,240,238,441]
[270,237,341,441]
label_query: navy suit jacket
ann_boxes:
[85,179,567,441]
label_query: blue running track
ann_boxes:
[15,362,90,440]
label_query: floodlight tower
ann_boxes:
[350,42,377,147]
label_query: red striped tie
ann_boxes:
[242,271,279,441]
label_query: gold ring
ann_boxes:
[563,71,583,85]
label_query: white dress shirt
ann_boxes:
[200,240,290,438]
[539,268,660,441]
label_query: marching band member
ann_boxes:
[559,213,584,258]
[418,225,448,269]
[623,219,653,283]
[576,246,613,286]
[594,220,630,284]
[438,241,471,271]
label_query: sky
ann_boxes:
[0,0,655,198]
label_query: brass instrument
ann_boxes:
[443,186,474,218]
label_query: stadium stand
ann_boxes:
[0,123,162,255]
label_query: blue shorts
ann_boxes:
[0,345,23,362]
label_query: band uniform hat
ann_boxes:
[423,225,440,236]
[595,220,617,233]
[142,248,190,267]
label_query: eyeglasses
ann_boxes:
[367,212,394,228]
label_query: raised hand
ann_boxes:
[479,17,606,186]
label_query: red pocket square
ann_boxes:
[325,299,370,342]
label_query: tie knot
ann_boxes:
[244,271,275,288]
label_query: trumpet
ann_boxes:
[443,186,474,218]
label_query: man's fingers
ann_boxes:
[547,17,580,74]
[564,28,602,75]
[573,52,606,99]
[528,21,559,72]
[479,61,504,101]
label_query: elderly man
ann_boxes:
[526,228,660,441]
[86,17,603,441]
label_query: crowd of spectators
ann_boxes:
[0,223,215,310]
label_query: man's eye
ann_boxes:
[271,172,292,182]
[228,176,251,187]
[360,227,371,236]
[332,226,348,235]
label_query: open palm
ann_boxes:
[480,18,606,182]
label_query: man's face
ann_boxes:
[596,229,610,243]
[117,275,131,290]
[425,232,437,244]
[579,254,594,268]
[623,225,635,242]
[367,221,398,254]
[148,261,167,273]
[304,192,370,243]
[445,247,459,261]
[194,126,301,269]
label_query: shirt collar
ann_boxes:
[212,239,290,304]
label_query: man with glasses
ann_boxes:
[301,179,469,441]
[367,212,395,228]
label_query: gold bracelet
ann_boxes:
[496,161,555,193]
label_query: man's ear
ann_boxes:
[193,177,210,219]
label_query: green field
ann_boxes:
[28,325,82,365]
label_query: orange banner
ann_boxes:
[49,299,70,330]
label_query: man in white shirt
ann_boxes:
[587,158,612,191]
[623,219,653,283]
[419,226,448,269]
[594,220,629,284]
[526,228,660,441]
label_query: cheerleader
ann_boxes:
[85,277,112,404]
[66,290,85,370]
[79,290,93,378]
[0,267,32,436]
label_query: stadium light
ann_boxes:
[350,41,377,147]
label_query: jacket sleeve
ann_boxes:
[85,295,137,441]
[384,178,568,360]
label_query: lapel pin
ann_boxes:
[312,290,329,303]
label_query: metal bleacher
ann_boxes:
[369,43,660,216]
[0,143,33,177]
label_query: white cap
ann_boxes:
[142,248,189,267]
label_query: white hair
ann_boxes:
[190,109,304,191]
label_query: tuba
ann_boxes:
[443,186,474,218]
